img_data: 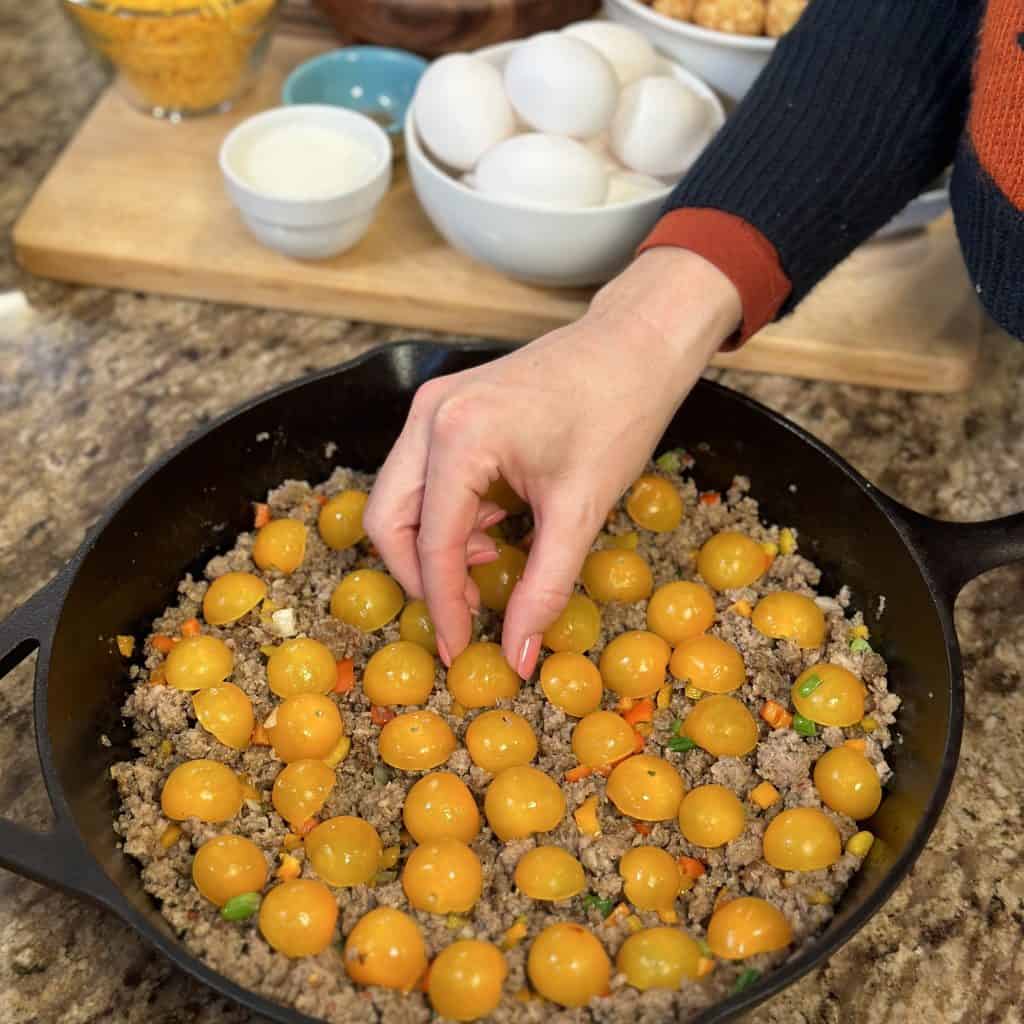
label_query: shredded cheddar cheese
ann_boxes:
[65,0,277,114]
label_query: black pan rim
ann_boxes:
[30,338,964,1023]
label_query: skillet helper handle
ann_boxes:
[897,509,1024,605]
[0,574,109,899]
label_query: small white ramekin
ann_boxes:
[219,104,392,260]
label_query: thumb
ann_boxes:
[501,488,606,679]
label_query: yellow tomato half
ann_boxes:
[605,755,685,821]
[706,897,793,959]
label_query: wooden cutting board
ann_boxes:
[14,33,982,392]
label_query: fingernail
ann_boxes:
[467,549,500,567]
[516,633,541,680]
[480,508,506,529]
[437,635,451,668]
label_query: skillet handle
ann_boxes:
[0,574,112,900]
[889,505,1024,607]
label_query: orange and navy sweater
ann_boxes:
[640,0,1021,344]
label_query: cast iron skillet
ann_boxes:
[1,340,1022,1022]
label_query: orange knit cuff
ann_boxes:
[637,208,792,347]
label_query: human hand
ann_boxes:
[364,247,741,678]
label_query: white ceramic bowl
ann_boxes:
[220,105,392,261]
[604,0,774,103]
[405,43,725,288]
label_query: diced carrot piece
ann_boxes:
[148,665,166,686]
[159,824,182,850]
[564,765,593,783]
[573,795,601,836]
[750,781,781,809]
[333,658,355,694]
[679,856,706,879]
[152,635,176,654]
[251,723,271,746]
[314,494,328,506]
[699,491,720,506]
[622,699,654,727]
[500,918,528,949]
[729,600,753,618]
[370,705,395,726]
[181,618,201,637]
[844,738,867,752]
[633,821,652,836]
[760,700,793,730]
[697,957,715,977]
[116,635,135,657]
[276,853,301,880]
[254,503,271,528]
[604,902,630,925]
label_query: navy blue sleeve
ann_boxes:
[663,0,984,314]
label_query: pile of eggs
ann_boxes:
[412,21,719,209]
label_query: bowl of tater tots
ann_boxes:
[604,0,805,102]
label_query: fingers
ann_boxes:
[417,443,493,667]
[467,531,500,565]
[502,489,604,678]
[366,379,502,602]
[363,385,442,598]
[476,501,507,532]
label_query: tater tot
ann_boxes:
[652,0,696,19]
[692,0,766,35]
[765,0,807,36]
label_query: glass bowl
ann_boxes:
[62,0,281,120]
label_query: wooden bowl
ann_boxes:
[314,0,601,56]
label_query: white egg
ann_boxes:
[413,54,517,171]
[610,75,713,178]
[563,21,659,87]
[475,133,609,208]
[605,170,668,205]
[584,133,623,174]
[503,33,618,140]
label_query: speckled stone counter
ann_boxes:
[1,5,1022,1023]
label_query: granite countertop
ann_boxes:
[1,5,1022,1023]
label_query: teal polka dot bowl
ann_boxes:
[283,46,428,157]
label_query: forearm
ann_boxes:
[654,0,984,320]
[587,248,742,391]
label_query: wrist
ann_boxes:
[588,247,742,371]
